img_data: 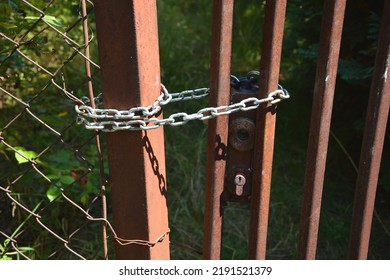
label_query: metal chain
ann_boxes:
[75,80,289,132]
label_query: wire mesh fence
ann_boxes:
[0,0,113,259]
[2,0,388,261]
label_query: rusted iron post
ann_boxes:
[203,0,234,260]
[297,0,346,260]
[348,0,390,260]
[248,0,287,260]
[94,0,169,259]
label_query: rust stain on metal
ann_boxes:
[348,0,390,260]
[248,0,287,260]
[203,0,234,260]
[297,0,347,260]
[94,0,169,260]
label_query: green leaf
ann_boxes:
[16,246,35,252]
[47,174,60,181]
[3,239,10,248]
[1,255,12,260]
[24,15,64,28]
[0,22,18,29]
[24,16,40,20]
[43,15,64,28]
[80,193,88,205]
[46,186,61,202]
[14,147,37,164]
[60,175,74,185]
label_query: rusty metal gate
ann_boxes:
[1,0,389,260]
[89,0,389,260]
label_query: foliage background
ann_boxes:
[0,0,389,259]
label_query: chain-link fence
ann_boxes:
[2,0,388,261]
[0,0,113,259]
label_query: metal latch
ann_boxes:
[224,75,259,203]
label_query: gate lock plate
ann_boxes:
[224,75,259,203]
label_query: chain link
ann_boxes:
[75,81,289,132]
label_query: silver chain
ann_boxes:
[75,81,289,132]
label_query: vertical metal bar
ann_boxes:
[203,0,234,260]
[94,0,169,259]
[348,0,390,260]
[297,0,346,260]
[248,0,287,260]
[80,0,108,259]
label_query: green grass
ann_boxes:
[158,0,389,260]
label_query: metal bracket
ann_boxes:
[224,76,259,203]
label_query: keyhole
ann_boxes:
[237,128,249,141]
[234,173,246,186]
